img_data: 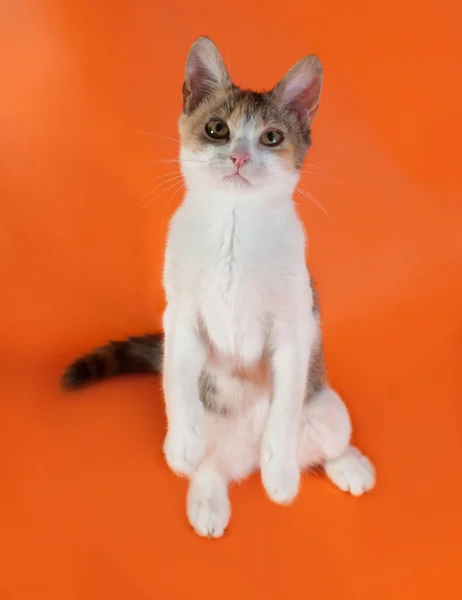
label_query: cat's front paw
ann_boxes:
[261,446,300,505]
[187,482,230,539]
[163,424,205,477]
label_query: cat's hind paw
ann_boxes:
[325,446,375,496]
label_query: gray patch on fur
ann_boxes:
[305,278,327,401]
[305,336,327,402]
[199,370,230,415]
[310,276,320,315]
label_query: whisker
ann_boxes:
[123,159,180,175]
[267,167,356,251]
[136,131,179,144]
[124,158,207,173]
[146,170,182,184]
[143,163,205,185]
[300,170,368,201]
[123,158,159,170]
[300,163,328,172]
[135,179,185,214]
[138,173,184,206]
[296,186,333,222]
[294,207,309,243]
[149,167,201,183]
[295,185,356,252]
[162,183,185,223]
[133,163,179,176]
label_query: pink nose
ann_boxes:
[230,152,250,169]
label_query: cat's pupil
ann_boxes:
[268,132,275,142]
[215,123,223,132]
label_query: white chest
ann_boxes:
[164,196,307,364]
[200,234,265,363]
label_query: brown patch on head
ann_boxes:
[179,86,232,151]
[179,86,312,169]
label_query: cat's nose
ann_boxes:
[230,152,250,169]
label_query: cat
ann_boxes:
[62,36,375,538]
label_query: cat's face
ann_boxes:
[179,37,323,196]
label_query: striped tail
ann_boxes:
[61,333,163,390]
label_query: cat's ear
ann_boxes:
[183,36,231,113]
[272,55,323,126]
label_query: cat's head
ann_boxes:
[179,36,323,197]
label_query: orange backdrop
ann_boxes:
[1,0,461,598]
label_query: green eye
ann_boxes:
[205,119,230,140]
[260,130,284,147]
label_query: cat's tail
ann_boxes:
[61,333,163,390]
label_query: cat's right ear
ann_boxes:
[183,37,231,113]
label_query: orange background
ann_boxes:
[1,0,461,598]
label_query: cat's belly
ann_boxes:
[200,290,266,366]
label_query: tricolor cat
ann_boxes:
[62,36,375,538]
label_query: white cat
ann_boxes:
[63,36,375,538]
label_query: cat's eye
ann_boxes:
[205,119,230,140]
[260,130,284,147]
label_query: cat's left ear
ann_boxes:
[272,55,323,126]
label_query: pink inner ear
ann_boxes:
[184,57,219,111]
[283,71,322,115]
[186,56,213,95]
[183,37,231,111]
[277,59,323,123]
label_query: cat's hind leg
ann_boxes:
[299,386,375,496]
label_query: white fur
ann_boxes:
[161,110,375,538]
[325,447,376,496]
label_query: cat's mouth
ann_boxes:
[224,172,250,185]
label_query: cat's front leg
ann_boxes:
[261,312,316,504]
[162,303,207,476]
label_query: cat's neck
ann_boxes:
[183,184,296,212]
